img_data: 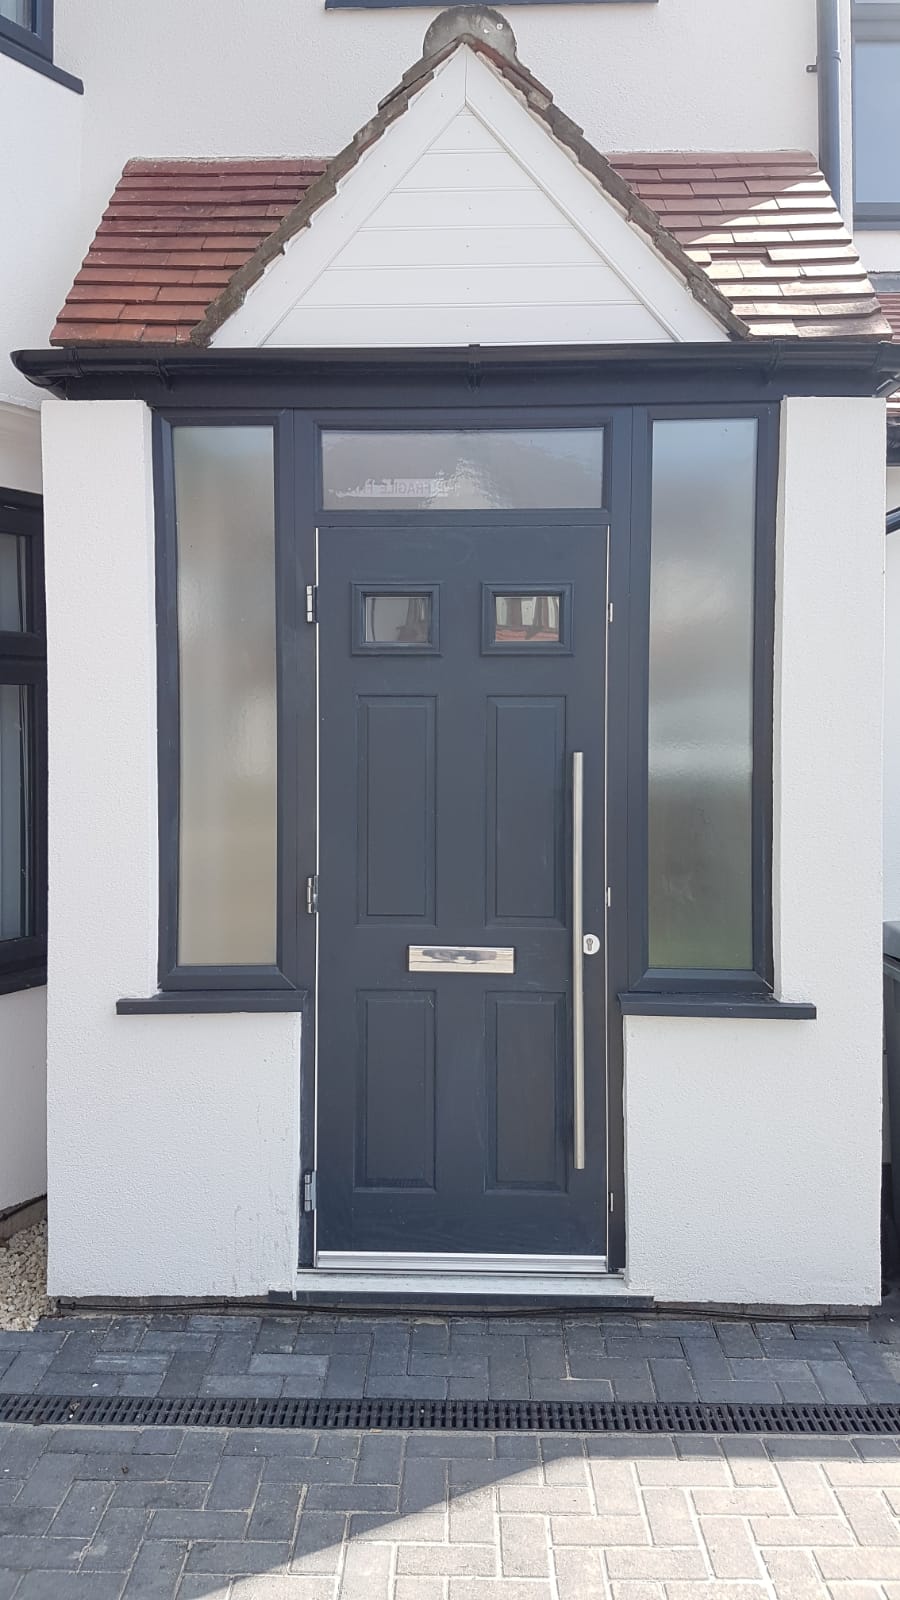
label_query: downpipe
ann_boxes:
[817,0,843,212]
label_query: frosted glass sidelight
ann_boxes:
[0,683,31,941]
[0,534,27,632]
[172,427,277,966]
[322,429,604,510]
[0,1,32,25]
[648,418,758,971]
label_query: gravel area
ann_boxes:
[0,1220,55,1331]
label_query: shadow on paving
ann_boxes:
[3,1420,900,1597]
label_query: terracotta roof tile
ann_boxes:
[51,150,889,346]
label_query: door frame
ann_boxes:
[290,398,633,1274]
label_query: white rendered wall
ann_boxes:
[40,400,301,1298]
[51,0,819,283]
[625,397,886,1307]
[886,464,900,921]
[0,988,47,1213]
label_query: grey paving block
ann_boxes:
[133,1431,185,1456]
[16,1573,127,1599]
[47,1428,138,1455]
[809,1362,866,1402]
[74,1453,176,1481]
[401,1455,446,1515]
[406,1435,494,1457]
[247,1482,302,1542]
[249,1353,328,1377]
[355,1435,403,1484]
[409,1321,450,1354]
[170,1435,226,1479]
[189,1315,261,1335]
[649,1358,698,1400]
[0,1506,54,1537]
[156,1354,211,1397]
[365,1375,449,1400]
[0,1430,49,1479]
[122,1538,188,1596]
[16,1452,83,1507]
[261,1454,354,1486]
[291,1510,346,1574]
[694,1378,781,1403]
[0,1534,84,1570]
[151,1507,249,1539]
[321,1356,369,1398]
[0,1573,19,1600]
[81,1505,151,1569]
[186,1538,291,1574]
[206,1455,262,1510]
[112,1481,207,1510]
[255,1319,301,1355]
[304,1482,398,1513]
[205,1333,256,1376]
[409,1353,490,1379]
[0,1355,55,1394]
[607,1335,685,1360]
[714,1323,765,1359]
[48,1480,113,1538]
[527,1378,614,1401]
[223,1431,316,1458]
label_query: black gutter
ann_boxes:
[817,0,843,213]
[12,340,900,402]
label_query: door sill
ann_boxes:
[315,1252,608,1275]
[287,1268,642,1309]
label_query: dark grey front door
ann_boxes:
[316,515,608,1257]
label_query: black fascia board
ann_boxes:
[12,341,900,405]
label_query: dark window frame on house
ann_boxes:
[141,391,790,1020]
[0,0,83,93]
[852,0,900,226]
[0,489,47,997]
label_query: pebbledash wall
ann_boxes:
[39,394,886,1306]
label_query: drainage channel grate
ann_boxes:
[2,1394,900,1435]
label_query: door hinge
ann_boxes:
[306,874,318,915]
[302,1170,317,1213]
[609,1191,615,1213]
[608,600,614,623]
[606,886,612,908]
[306,584,318,623]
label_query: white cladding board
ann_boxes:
[215,49,727,350]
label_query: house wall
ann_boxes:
[626,396,886,1307]
[886,464,900,922]
[39,400,301,1298]
[40,393,885,1305]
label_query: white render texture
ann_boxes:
[0,987,47,1214]
[39,400,301,1298]
[625,397,886,1307]
[39,397,886,1303]
[886,464,900,920]
[217,49,727,352]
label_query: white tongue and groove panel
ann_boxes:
[267,107,676,348]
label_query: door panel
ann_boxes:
[317,516,608,1256]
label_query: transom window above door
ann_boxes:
[321,429,605,510]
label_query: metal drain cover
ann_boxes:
[2,1394,900,1435]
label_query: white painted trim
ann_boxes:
[212,45,727,351]
[214,51,470,347]
[295,1269,631,1299]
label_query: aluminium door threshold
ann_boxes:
[278,1268,650,1310]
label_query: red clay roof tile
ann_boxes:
[51,151,890,346]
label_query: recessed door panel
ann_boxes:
[357,697,436,922]
[487,992,567,1191]
[355,991,436,1189]
[487,696,566,924]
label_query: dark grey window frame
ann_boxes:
[0,488,47,997]
[0,0,83,92]
[623,403,777,1001]
[150,411,306,1010]
[852,1,900,227]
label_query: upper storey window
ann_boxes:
[853,1,900,225]
[0,0,82,91]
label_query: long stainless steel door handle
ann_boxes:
[572,751,586,1170]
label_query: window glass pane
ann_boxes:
[0,683,32,941]
[364,594,431,644]
[322,430,604,510]
[0,0,33,26]
[648,418,757,971]
[494,594,561,643]
[0,534,28,633]
[854,42,900,205]
[172,427,277,966]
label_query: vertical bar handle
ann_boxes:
[572,751,586,1170]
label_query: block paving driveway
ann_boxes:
[2,1309,900,1595]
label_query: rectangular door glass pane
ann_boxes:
[648,417,757,971]
[494,594,561,643]
[172,426,277,966]
[0,534,27,632]
[854,43,900,205]
[0,683,32,941]
[322,429,604,510]
[365,594,431,644]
